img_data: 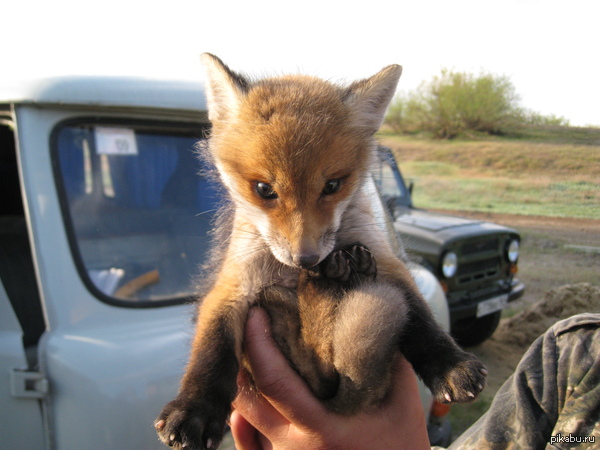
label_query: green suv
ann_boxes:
[374,148,525,346]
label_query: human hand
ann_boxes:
[230,308,431,450]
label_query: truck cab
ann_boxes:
[0,77,452,449]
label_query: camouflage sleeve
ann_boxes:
[443,313,600,450]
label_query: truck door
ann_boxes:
[14,107,216,449]
[0,119,47,448]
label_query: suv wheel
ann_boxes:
[451,311,501,347]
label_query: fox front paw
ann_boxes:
[155,396,228,450]
[319,243,377,284]
[430,358,488,404]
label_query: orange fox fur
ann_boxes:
[156,54,486,450]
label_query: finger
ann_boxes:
[384,356,427,426]
[229,410,261,450]
[243,308,328,428]
[233,369,288,431]
[386,356,429,448]
[390,357,424,408]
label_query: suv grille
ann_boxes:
[457,257,500,284]
[454,236,503,286]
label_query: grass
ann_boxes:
[512,124,600,145]
[378,127,600,219]
[404,171,599,219]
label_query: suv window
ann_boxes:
[378,163,404,199]
[373,151,411,208]
[53,121,219,306]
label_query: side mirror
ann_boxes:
[408,181,414,196]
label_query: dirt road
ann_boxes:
[438,210,600,243]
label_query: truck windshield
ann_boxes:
[54,122,219,306]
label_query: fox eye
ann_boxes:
[255,182,278,199]
[322,179,342,195]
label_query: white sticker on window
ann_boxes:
[94,127,138,155]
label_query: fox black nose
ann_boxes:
[294,254,320,268]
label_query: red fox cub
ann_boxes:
[156,53,487,449]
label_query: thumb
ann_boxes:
[244,308,327,426]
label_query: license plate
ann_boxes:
[476,294,508,318]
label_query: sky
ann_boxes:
[5,0,599,126]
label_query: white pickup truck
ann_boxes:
[0,76,452,449]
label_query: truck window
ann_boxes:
[53,121,220,306]
[0,121,46,352]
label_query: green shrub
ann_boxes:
[385,99,405,134]
[386,69,521,138]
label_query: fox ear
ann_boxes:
[344,64,402,134]
[201,53,250,122]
